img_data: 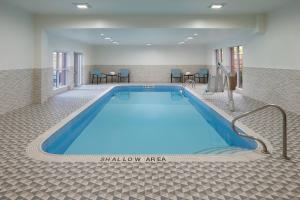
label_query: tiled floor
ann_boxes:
[0,84,300,200]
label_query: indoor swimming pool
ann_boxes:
[42,86,257,155]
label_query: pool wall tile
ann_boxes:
[0,66,91,114]
[0,68,35,114]
[242,67,300,114]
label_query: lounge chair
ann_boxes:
[91,69,107,84]
[171,69,183,83]
[194,68,209,83]
[118,68,130,83]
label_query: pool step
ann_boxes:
[194,147,246,155]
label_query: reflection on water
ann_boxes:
[170,92,183,101]
[115,92,130,100]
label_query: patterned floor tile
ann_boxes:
[0,85,300,199]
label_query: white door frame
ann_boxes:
[74,52,83,87]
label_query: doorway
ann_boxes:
[230,46,244,88]
[74,52,83,87]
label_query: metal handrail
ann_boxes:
[217,62,235,111]
[217,62,231,82]
[231,104,288,159]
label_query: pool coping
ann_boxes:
[27,84,273,163]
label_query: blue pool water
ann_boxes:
[43,86,256,155]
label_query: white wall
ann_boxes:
[0,1,35,70]
[207,33,253,68]
[47,33,93,67]
[35,14,257,30]
[205,0,300,114]
[208,0,300,70]
[245,0,300,70]
[91,45,209,65]
[47,33,93,87]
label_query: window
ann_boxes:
[215,48,223,64]
[230,46,244,88]
[52,52,67,88]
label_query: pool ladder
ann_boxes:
[231,104,288,160]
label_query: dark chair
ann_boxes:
[194,68,209,83]
[91,69,107,84]
[118,69,130,83]
[171,69,183,83]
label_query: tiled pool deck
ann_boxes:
[0,85,300,199]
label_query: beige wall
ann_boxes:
[91,45,209,66]
[88,45,210,83]
[87,65,211,83]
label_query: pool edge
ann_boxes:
[27,84,272,163]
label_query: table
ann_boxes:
[106,73,118,83]
[183,74,195,82]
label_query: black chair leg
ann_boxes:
[93,75,96,84]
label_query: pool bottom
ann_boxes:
[63,90,231,155]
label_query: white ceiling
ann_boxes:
[3,0,292,15]
[47,28,253,46]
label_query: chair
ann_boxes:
[90,69,107,84]
[118,68,130,83]
[171,69,183,83]
[194,68,209,83]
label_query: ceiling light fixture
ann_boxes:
[210,4,224,9]
[193,33,198,36]
[187,37,194,40]
[73,3,91,10]
[104,37,111,40]
[100,33,105,36]
[146,43,152,46]
[178,42,185,45]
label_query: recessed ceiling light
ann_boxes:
[146,43,152,46]
[210,4,224,9]
[73,3,91,10]
[113,41,119,44]
[100,33,104,36]
[104,37,111,40]
[178,42,185,45]
[187,37,194,40]
[193,33,198,36]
